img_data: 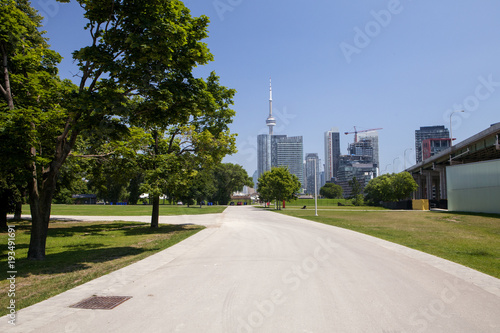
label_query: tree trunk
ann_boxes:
[14,200,22,219]
[27,196,50,260]
[150,130,160,228]
[0,210,7,231]
[26,130,69,260]
[151,195,159,228]
[27,165,56,260]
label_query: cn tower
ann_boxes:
[266,78,276,135]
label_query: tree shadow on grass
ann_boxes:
[0,222,203,280]
[0,246,145,280]
[45,222,198,238]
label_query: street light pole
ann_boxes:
[383,164,391,174]
[314,159,318,217]
[404,148,413,170]
[449,110,464,165]
[450,110,464,147]
[393,157,399,173]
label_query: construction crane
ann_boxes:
[345,126,383,143]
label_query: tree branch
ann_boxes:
[70,151,116,158]
[167,130,180,154]
[0,42,14,109]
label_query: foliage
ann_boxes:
[364,172,418,204]
[0,0,237,258]
[348,176,362,198]
[0,175,21,229]
[211,163,253,205]
[352,194,365,206]
[257,167,301,210]
[391,172,419,202]
[319,183,343,199]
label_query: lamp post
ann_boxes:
[393,157,399,173]
[450,110,464,147]
[314,158,318,216]
[404,148,413,170]
[383,164,391,174]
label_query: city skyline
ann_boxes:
[32,1,500,177]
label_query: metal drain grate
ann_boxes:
[70,296,132,310]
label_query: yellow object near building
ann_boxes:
[412,199,429,211]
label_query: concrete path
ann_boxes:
[2,206,500,332]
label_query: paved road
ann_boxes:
[3,206,500,332]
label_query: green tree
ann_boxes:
[137,119,236,227]
[1,0,74,259]
[352,194,365,206]
[52,157,89,204]
[211,163,253,205]
[0,175,21,230]
[392,172,419,201]
[364,172,418,205]
[364,174,393,204]
[348,176,362,198]
[319,183,343,199]
[257,167,301,210]
[1,0,234,259]
[177,168,217,207]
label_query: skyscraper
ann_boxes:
[257,134,272,179]
[256,80,304,188]
[415,126,450,163]
[334,130,380,197]
[274,136,304,188]
[324,128,341,182]
[358,131,379,169]
[305,153,319,195]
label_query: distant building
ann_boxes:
[257,134,272,178]
[252,170,259,186]
[257,134,304,187]
[324,128,341,182]
[274,135,304,188]
[304,153,319,195]
[422,138,451,161]
[336,155,376,198]
[415,126,450,163]
[334,132,379,197]
[358,131,379,168]
[319,170,325,189]
[256,80,304,188]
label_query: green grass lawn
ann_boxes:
[0,220,204,316]
[259,200,388,210]
[19,204,227,216]
[276,209,500,279]
[285,198,354,207]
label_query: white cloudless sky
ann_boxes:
[33,0,500,176]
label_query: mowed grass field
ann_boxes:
[20,204,227,216]
[0,220,205,316]
[276,209,500,279]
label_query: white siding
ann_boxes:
[447,159,500,214]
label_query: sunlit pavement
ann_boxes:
[2,206,499,332]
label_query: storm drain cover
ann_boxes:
[70,296,132,310]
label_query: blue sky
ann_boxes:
[33,0,500,176]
